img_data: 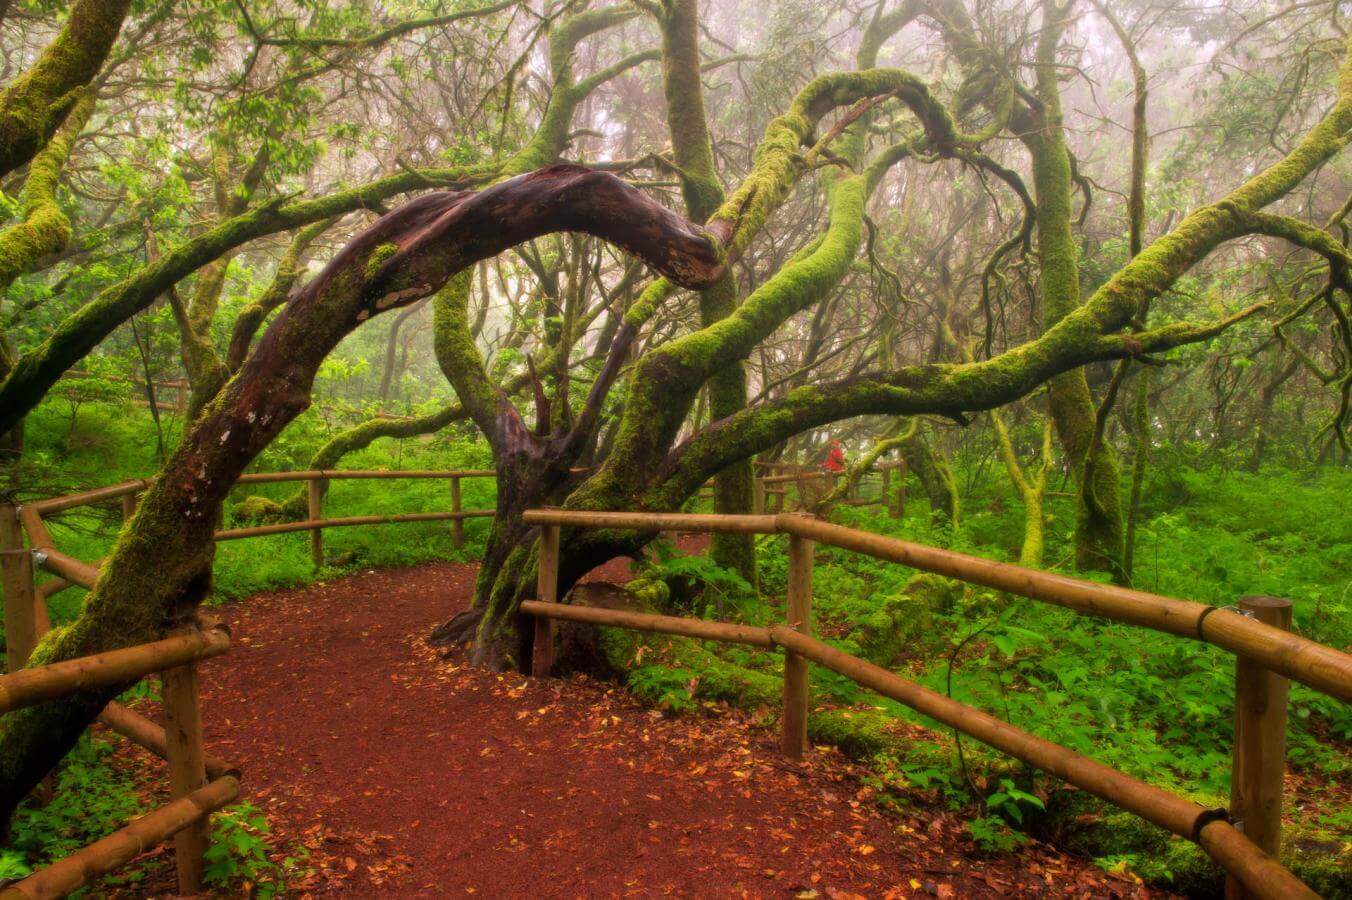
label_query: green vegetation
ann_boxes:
[610,457,1351,893]
[2,0,1351,893]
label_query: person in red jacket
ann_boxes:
[822,439,846,474]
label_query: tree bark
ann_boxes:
[655,0,756,583]
[1019,0,1125,579]
[899,428,960,527]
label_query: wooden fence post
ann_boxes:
[1,550,37,672]
[753,477,765,515]
[450,475,464,549]
[892,460,906,519]
[531,523,561,677]
[120,491,139,523]
[1226,595,1292,899]
[2,504,39,670]
[163,645,209,894]
[781,533,814,758]
[307,477,324,570]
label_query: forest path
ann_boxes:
[197,550,1155,898]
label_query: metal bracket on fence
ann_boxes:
[1195,603,1255,638]
[1189,806,1233,842]
[31,549,48,566]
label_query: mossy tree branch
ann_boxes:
[0,90,94,292]
[0,5,656,439]
[650,297,1280,502]
[0,0,129,178]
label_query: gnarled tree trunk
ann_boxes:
[0,165,726,824]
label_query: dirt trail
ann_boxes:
[197,553,1155,897]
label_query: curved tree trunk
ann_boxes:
[0,165,726,825]
[1019,1,1125,579]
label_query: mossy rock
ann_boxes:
[860,590,931,664]
[231,495,285,523]
[626,570,672,610]
[278,492,309,520]
[813,568,927,665]
[902,573,967,615]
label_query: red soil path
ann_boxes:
[197,554,1156,898]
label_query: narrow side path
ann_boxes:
[198,558,1156,898]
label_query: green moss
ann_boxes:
[231,495,285,523]
[0,0,129,177]
[815,569,933,664]
[625,570,672,609]
[432,270,498,433]
[1044,790,1351,895]
[364,242,400,280]
[0,89,93,290]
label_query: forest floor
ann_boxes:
[167,548,1164,898]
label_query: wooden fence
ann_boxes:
[748,459,906,515]
[0,467,502,897]
[62,371,189,415]
[0,584,236,900]
[521,509,1352,900]
[0,461,900,895]
[4,468,1343,897]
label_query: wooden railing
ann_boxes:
[17,469,499,585]
[750,459,906,515]
[0,586,237,900]
[61,370,189,415]
[0,458,903,895]
[521,509,1352,900]
[0,467,502,896]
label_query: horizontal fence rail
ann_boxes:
[0,625,230,714]
[214,509,495,541]
[522,507,1352,900]
[0,776,240,900]
[523,509,1352,706]
[519,600,775,648]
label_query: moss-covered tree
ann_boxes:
[5,0,1352,830]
